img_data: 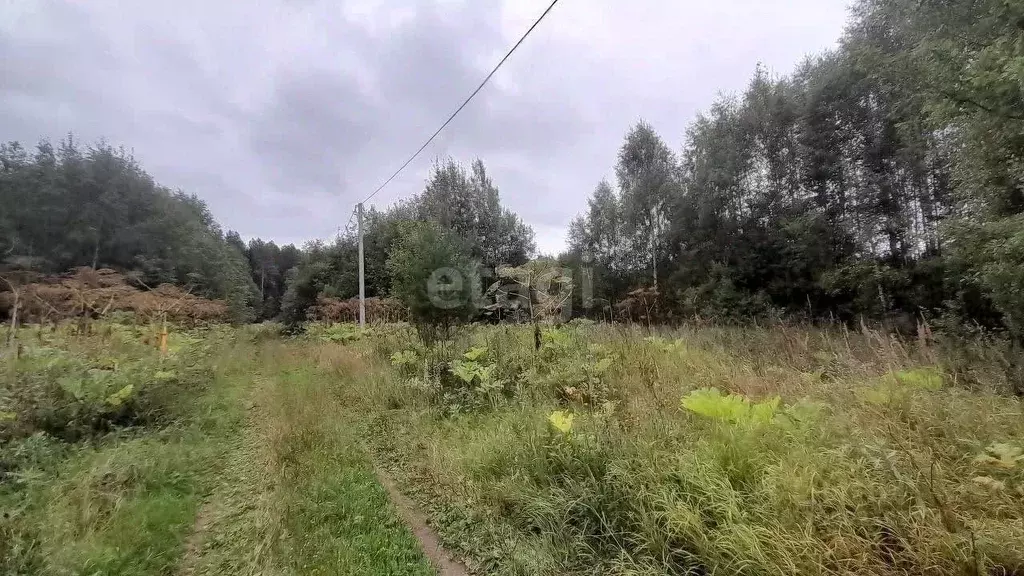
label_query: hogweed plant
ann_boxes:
[547,410,574,434]
[681,387,780,426]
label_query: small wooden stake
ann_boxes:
[159,325,169,357]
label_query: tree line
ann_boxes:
[562,0,1023,341]
[278,158,535,325]
[0,137,259,321]
[2,0,1022,344]
[0,137,308,323]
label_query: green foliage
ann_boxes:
[278,158,535,326]
[462,346,487,362]
[889,367,944,391]
[0,321,435,576]
[390,349,419,374]
[547,410,574,434]
[430,346,507,413]
[241,321,285,342]
[561,0,1024,336]
[820,261,913,319]
[947,215,1024,339]
[389,339,518,413]
[449,359,502,391]
[271,373,436,575]
[361,322,1024,574]
[532,326,617,406]
[0,319,247,576]
[279,240,360,326]
[364,323,1024,569]
[418,158,536,269]
[1,327,213,443]
[33,438,215,575]
[10,321,1006,575]
[0,138,259,320]
[367,322,421,363]
[386,222,480,340]
[306,322,366,343]
[859,367,947,406]
[239,238,301,321]
[681,387,781,426]
[644,335,686,354]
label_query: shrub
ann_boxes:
[681,387,780,425]
[408,345,509,413]
[309,296,407,324]
[242,322,284,342]
[1,322,214,443]
[386,222,480,342]
[305,322,366,343]
[530,326,617,406]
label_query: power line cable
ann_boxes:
[357,0,560,206]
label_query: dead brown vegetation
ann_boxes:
[0,267,230,324]
[308,295,407,324]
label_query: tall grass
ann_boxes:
[2,323,436,575]
[336,321,1024,575]
[5,319,1020,574]
[0,322,249,575]
[181,342,434,576]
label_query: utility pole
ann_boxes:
[357,203,366,328]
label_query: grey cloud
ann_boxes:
[250,68,374,194]
[1,0,850,254]
[372,3,501,109]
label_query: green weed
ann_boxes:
[188,351,434,575]
[0,322,246,575]
[349,322,1024,575]
[305,321,367,343]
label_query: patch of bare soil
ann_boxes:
[175,498,215,576]
[375,467,470,576]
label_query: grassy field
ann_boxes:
[3,320,1023,575]
[0,323,433,576]
[344,321,1024,575]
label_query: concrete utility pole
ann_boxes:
[357,203,366,328]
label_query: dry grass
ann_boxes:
[338,321,1024,575]
[309,295,408,324]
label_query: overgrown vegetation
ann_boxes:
[4,309,1023,575]
[341,321,1024,575]
[0,318,238,574]
[2,0,1023,573]
[0,321,433,575]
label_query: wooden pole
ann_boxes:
[358,203,366,329]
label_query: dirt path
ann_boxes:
[375,467,470,576]
[174,377,282,576]
[174,497,214,576]
[174,347,445,576]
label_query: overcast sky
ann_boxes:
[1,0,851,254]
